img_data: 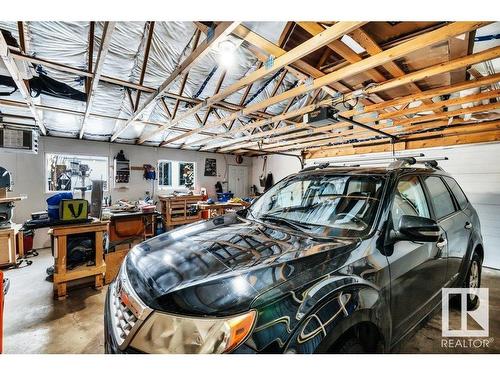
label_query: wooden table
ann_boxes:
[49,221,107,300]
[197,201,249,217]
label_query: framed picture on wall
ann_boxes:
[204,158,217,176]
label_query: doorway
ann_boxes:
[228,165,249,198]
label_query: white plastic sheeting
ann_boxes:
[1,21,312,147]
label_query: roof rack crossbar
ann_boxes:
[303,154,449,172]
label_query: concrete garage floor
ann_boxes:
[2,248,499,354]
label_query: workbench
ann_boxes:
[106,210,156,247]
[49,221,107,300]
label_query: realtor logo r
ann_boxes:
[442,288,489,337]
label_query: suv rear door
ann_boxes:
[386,174,448,344]
[422,175,471,284]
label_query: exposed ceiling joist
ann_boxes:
[297,22,386,83]
[79,21,116,139]
[134,21,155,111]
[225,84,500,153]
[305,119,500,159]
[164,22,489,149]
[140,21,365,145]
[0,31,46,135]
[204,38,500,152]
[270,101,500,152]
[111,21,241,142]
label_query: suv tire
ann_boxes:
[337,337,365,354]
[464,252,482,310]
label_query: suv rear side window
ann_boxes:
[423,176,456,219]
[443,176,468,210]
[392,176,430,225]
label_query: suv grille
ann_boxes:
[108,268,152,349]
[111,287,138,343]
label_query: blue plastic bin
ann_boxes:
[46,192,73,220]
[217,192,234,202]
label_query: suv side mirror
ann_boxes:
[391,215,440,243]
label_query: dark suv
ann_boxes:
[105,158,484,354]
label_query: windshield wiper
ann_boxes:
[258,214,314,233]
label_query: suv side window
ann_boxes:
[423,176,456,219]
[443,176,469,210]
[391,176,430,226]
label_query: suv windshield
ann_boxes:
[248,173,385,238]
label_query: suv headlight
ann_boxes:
[130,310,256,354]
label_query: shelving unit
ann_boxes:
[159,195,203,229]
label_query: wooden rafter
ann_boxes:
[239,43,500,146]
[4,38,324,127]
[0,31,46,135]
[0,96,229,140]
[16,22,26,53]
[298,22,387,84]
[86,21,95,95]
[134,21,155,111]
[112,22,240,142]
[305,119,500,159]
[222,74,500,151]
[349,26,439,110]
[162,22,489,148]
[79,21,116,139]
[268,102,500,152]
[141,22,365,144]
[201,70,227,126]
[171,29,201,121]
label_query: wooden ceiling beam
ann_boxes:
[134,21,155,111]
[143,21,365,144]
[268,102,500,152]
[199,40,499,151]
[165,22,489,148]
[305,120,500,159]
[85,21,95,95]
[6,38,329,125]
[111,21,240,142]
[79,21,116,139]
[0,31,46,135]
[217,60,500,152]
[262,89,500,151]
[297,22,386,83]
[0,97,227,139]
[349,27,438,110]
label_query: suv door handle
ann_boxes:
[436,238,448,249]
[464,222,472,230]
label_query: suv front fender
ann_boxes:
[281,280,390,354]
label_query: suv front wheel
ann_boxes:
[464,252,482,309]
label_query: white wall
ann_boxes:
[1,136,252,225]
[307,142,500,269]
[251,153,303,193]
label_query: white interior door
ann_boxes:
[228,165,248,198]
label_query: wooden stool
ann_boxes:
[49,221,107,300]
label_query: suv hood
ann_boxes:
[126,213,358,316]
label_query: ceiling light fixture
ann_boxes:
[218,39,237,70]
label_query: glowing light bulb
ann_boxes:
[218,40,237,70]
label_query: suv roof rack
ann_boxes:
[301,153,449,172]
